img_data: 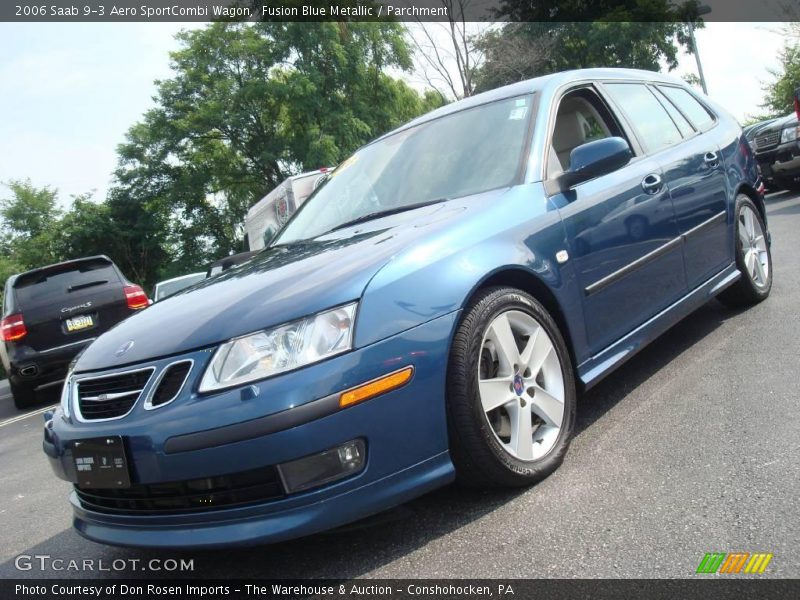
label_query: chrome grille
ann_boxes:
[754,130,780,151]
[76,368,154,421]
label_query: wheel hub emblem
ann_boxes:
[512,373,524,396]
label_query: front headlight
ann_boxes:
[199,302,357,393]
[781,125,800,144]
[60,371,73,419]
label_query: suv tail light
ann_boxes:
[1,313,27,342]
[124,285,149,310]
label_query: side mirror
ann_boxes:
[559,137,633,190]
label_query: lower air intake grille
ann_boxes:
[150,361,192,407]
[75,465,285,514]
[76,368,154,420]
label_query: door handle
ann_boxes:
[641,173,663,194]
[704,151,719,167]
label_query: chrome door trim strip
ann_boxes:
[584,210,727,296]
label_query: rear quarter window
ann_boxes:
[651,87,695,137]
[657,85,716,131]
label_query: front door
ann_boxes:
[545,86,687,354]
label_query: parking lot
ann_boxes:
[0,190,798,580]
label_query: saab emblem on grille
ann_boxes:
[115,340,135,357]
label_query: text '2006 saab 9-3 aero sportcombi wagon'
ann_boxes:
[43,68,771,548]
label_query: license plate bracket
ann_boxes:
[72,436,131,489]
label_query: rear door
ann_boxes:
[653,84,730,287]
[13,258,130,352]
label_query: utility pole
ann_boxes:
[689,5,712,95]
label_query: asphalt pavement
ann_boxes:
[1,190,798,580]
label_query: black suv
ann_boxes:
[1,256,149,409]
[753,112,800,191]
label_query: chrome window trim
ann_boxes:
[72,366,156,423]
[143,359,194,410]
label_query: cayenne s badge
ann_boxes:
[61,301,93,313]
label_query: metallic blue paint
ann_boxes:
[44,69,763,548]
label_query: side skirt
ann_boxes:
[577,264,741,390]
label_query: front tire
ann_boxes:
[718,195,772,308]
[446,287,577,488]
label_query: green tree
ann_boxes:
[0,180,62,275]
[760,24,800,118]
[115,22,441,278]
[474,1,703,92]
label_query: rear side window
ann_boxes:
[14,260,121,311]
[604,83,683,154]
[657,86,715,130]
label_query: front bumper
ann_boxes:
[756,140,800,181]
[44,312,458,548]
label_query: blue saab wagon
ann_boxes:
[44,68,771,548]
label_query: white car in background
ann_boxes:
[152,272,207,302]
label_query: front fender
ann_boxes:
[355,184,585,359]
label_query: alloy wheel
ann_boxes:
[478,310,565,461]
[738,205,769,288]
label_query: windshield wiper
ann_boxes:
[67,280,108,293]
[322,197,450,236]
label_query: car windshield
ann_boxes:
[275,94,534,243]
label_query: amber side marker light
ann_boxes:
[339,366,414,409]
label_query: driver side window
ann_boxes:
[548,88,624,178]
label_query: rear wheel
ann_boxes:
[446,287,577,488]
[718,195,772,307]
[10,381,37,410]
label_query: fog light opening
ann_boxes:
[277,439,366,494]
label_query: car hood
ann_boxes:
[75,192,503,372]
[760,113,797,133]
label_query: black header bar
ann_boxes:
[1,0,797,23]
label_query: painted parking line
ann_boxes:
[0,404,58,429]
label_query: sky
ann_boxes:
[0,22,787,207]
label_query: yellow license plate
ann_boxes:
[65,315,94,332]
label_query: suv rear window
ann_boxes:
[13,259,121,310]
[657,86,715,131]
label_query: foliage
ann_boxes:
[1,23,440,300]
[682,73,702,88]
[474,1,703,92]
[0,180,62,285]
[759,24,800,119]
[115,22,441,279]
